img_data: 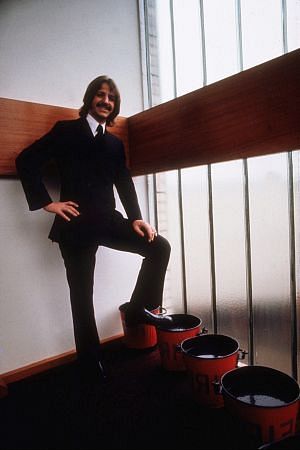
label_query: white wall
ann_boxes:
[0,0,146,373]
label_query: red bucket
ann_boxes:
[119,302,164,350]
[181,334,240,408]
[221,366,300,446]
[156,314,202,371]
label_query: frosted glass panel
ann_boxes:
[156,0,175,103]
[181,166,212,331]
[203,0,238,83]
[172,0,204,95]
[156,171,184,313]
[212,160,248,360]
[241,0,283,69]
[287,0,300,51]
[292,150,300,382]
[248,154,291,374]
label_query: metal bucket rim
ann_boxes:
[119,302,162,314]
[181,333,240,360]
[157,313,202,332]
[221,365,300,408]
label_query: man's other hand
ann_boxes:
[132,219,157,242]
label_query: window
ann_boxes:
[140,0,300,377]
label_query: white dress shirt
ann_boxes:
[86,114,106,136]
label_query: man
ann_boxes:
[16,75,172,380]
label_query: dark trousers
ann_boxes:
[59,214,171,362]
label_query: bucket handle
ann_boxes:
[157,306,167,316]
[238,348,248,360]
[175,328,209,353]
[197,327,208,336]
[212,378,222,395]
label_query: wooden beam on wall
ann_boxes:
[0,98,129,175]
[1,50,299,177]
[128,49,300,176]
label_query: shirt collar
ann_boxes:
[86,114,106,136]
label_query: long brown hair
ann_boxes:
[79,75,121,127]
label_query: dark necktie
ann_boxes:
[95,124,103,139]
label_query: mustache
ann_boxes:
[96,102,113,112]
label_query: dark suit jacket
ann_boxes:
[15,118,142,244]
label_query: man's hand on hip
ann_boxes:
[43,201,80,222]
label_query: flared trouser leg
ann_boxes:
[59,242,100,362]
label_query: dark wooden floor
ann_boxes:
[0,341,261,450]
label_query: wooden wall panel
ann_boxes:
[0,98,129,175]
[1,50,299,177]
[128,49,300,176]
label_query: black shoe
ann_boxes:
[125,307,173,329]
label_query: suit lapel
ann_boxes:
[76,118,95,140]
[75,118,112,156]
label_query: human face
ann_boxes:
[89,82,116,123]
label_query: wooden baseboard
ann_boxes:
[0,333,124,388]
